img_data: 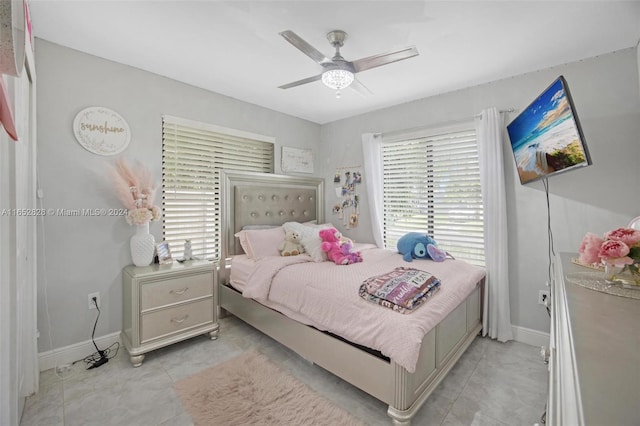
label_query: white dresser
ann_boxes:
[548,253,640,425]
[121,260,218,366]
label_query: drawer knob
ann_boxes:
[171,314,189,324]
[170,287,189,296]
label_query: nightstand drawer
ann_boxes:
[141,272,213,310]
[141,297,214,343]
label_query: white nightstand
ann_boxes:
[121,260,218,367]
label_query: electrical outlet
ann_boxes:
[88,292,100,309]
[538,290,550,305]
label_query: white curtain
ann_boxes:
[475,108,513,342]
[361,133,384,248]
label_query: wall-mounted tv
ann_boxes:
[506,76,591,185]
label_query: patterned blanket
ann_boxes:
[359,267,441,314]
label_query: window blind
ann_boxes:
[162,115,274,260]
[382,126,484,266]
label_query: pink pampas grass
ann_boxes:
[109,157,160,224]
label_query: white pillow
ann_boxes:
[284,221,335,262]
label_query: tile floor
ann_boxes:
[21,316,548,426]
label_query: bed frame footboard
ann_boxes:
[387,280,483,425]
[387,317,482,425]
[219,279,484,425]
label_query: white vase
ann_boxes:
[130,222,155,267]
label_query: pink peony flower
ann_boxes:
[110,157,161,226]
[603,227,640,247]
[578,232,604,265]
[598,240,634,266]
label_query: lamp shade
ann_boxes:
[321,69,354,90]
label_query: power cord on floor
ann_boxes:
[81,297,120,369]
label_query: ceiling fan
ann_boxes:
[278,30,419,98]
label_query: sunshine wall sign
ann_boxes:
[73,106,131,156]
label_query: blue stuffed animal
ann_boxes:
[397,232,447,262]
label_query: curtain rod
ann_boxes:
[474,108,515,118]
[382,108,515,139]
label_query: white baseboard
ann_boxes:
[511,325,550,348]
[38,331,121,372]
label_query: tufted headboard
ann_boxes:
[220,170,324,282]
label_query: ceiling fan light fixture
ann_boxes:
[321,69,354,97]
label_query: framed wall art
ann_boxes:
[72,106,131,156]
[281,146,314,173]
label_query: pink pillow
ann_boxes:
[235,226,285,260]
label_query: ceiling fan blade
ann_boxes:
[351,46,419,73]
[279,30,332,65]
[349,77,372,97]
[278,74,323,90]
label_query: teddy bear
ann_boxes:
[397,232,447,262]
[319,228,356,265]
[278,229,305,256]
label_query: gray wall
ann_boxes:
[36,38,639,353]
[35,39,321,352]
[318,48,640,333]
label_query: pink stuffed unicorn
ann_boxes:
[340,238,362,264]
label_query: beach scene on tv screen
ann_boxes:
[507,78,588,184]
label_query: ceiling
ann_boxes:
[28,1,640,124]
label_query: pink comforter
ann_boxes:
[241,245,486,373]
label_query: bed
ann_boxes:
[217,170,485,425]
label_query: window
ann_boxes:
[162,116,274,260]
[381,123,484,266]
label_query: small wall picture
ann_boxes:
[156,241,173,264]
[349,213,359,227]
